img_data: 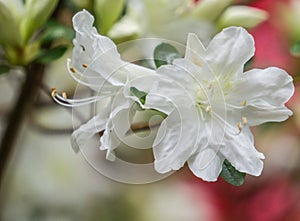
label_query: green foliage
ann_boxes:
[291,41,300,57]
[40,21,75,45]
[220,159,246,186]
[36,45,68,64]
[0,65,10,74]
[130,87,147,105]
[154,43,181,68]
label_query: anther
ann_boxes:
[70,67,76,73]
[206,105,211,113]
[80,45,86,51]
[208,83,212,89]
[238,122,242,132]
[242,100,247,106]
[192,57,201,66]
[62,92,67,99]
[51,87,57,97]
[242,117,247,125]
[82,63,88,68]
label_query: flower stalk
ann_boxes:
[0,62,45,191]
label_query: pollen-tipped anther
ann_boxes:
[242,117,247,125]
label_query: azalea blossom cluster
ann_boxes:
[52,10,294,182]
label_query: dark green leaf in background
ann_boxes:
[0,65,10,74]
[154,43,181,68]
[40,20,75,45]
[130,87,147,105]
[291,41,300,57]
[220,159,246,186]
[36,45,68,64]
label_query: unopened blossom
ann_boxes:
[144,27,294,181]
[108,0,268,45]
[52,10,156,159]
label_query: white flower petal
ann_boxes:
[145,66,196,114]
[185,33,206,62]
[230,67,294,106]
[71,10,128,89]
[188,149,224,181]
[100,92,135,158]
[242,104,293,126]
[206,27,255,77]
[153,107,201,173]
[71,104,111,153]
[220,126,265,176]
[228,67,294,125]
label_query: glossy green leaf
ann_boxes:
[154,43,181,68]
[130,87,147,105]
[36,45,68,64]
[220,159,246,186]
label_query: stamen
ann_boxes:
[242,100,247,106]
[70,67,76,73]
[51,88,115,108]
[237,122,242,132]
[192,56,201,66]
[67,59,104,88]
[206,105,211,113]
[82,63,88,68]
[242,117,247,125]
[80,44,86,51]
[51,87,57,97]
[62,92,67,99]
[208,83,212,89]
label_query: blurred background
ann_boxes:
[1,0,300,220]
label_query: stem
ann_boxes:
[0,63,45,191]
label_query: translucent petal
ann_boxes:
[153,107,201,173]
[188,149,224,181]
[71,103,111,153]
[220,126,265,176]
[205,27,255,77]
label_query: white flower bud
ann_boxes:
[94,0,125,34]
[192,0,233,21]
[20,0,59,43]
[217,6,269,29]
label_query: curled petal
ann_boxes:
[71,104,111,153]
[220,126,265,176]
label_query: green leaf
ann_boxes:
[0,65,10,74]
[154,43,181,68]
[130,87,147,105]
[36,45,68,64]
[40,21,75,45]
[220,159,246,186]
[291,41,300,57]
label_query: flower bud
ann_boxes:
[0,1,21,46]
[192,0,233,21]
[217,6,269,29]
[94,0,125,34]
[20,0,59,44]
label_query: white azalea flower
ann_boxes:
[52,10,156,159]
[145,27,294,181]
